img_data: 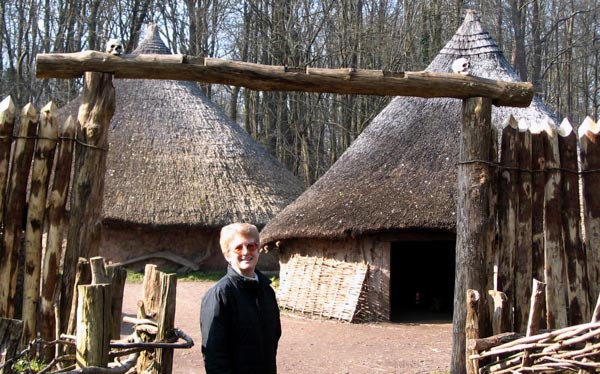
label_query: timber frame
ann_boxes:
[34,52,534,374]
[36,52,533,108]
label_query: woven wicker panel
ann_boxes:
[277,254,368,321]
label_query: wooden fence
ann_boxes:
[481,114,600,335]
[0,96,75,347]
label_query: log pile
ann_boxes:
[470,321,600,372]
[470,284,600,374]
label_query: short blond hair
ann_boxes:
[219,223,259,255]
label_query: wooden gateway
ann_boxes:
[260,11,557,323]
[58,25,304,271]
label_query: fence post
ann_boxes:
[451,97,493,374]
[76,284,111,369]
[579,116,600,313]
[557,118,590,324]
[22,102,59,347]
[0,318,23,374]
[40,115,76,348]
[0,104,39,318]
[156,273,177,374]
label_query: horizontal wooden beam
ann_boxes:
[36,51,534,107]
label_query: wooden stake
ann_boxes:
[466,289,481,374]
[496,116,519,311]
[0,96,16,251]
[579,117,600,313]
[515,119,533,333]
[0,104,39,318]
[76,284,111,369]
[0,318,23,374]
[527,279,547,337]
[40,115,76,346]
[35,52,534,108]
[541,120,568,329]
[489,290,511,335]
[107,265,127,340]
[557,119,590,324]
[22,102,59,346]
[156,273,177,374]
[452,97,493,374]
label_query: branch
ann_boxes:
[35,52,534,107]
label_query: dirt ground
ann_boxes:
[122,281,452,374]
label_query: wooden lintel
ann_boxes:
[35,51,534,107]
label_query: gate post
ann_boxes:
[451,97,494,374]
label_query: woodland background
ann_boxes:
[0,0,598,186]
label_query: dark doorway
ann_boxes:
[390,240,455,323]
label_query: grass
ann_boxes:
[126,269,280,287]
[126,269,225,283]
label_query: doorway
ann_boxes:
[390,240,455,323]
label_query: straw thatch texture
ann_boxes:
[261,10,556,244]
[61,25,303,229]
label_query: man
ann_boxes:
[200,223,281,373]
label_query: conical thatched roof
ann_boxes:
[261,10,555,244]
[64,25,304,228]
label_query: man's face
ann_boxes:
[225,233,260,277]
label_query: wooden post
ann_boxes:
[557,118,590,324]
[0,318,23,374]
[107,265,127,340]
[466,290,480,374]
[579,117,600,312]
[452,97,493,374]
[60,72,115,335]
[530,122,546,284]
[40,115,76,346]
[90,256,110,284]
[66,258,92,342]
[136,264,161,373]
[142,264,161,317]
[496,116,519,308]
[514,119,533,332]
[156,273,177,374]
[488,290,510,335]
[526,279,546,336]
[22,102,59,346]
[541,119,568,329]
[76,284,111,369]
[0,96,16,248]
[0,104,39,318]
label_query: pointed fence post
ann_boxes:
[557,118,590,325]
[452,97,494,374]
[541,119,568,329]
[156,273,177,374]
[579,117,600,312]
[514,119,532,332]
[0,104,39,318]
[60,72,115,335]
[22,102,59,346]
[40,115,76,348]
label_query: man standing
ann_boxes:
[200,223,281,373]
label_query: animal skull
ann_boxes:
[451,57,471,75]
[105,39,123,56]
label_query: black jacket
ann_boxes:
[200,266,281,374]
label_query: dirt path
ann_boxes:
[122,281,452,373]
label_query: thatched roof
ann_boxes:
[62,24,304,228]
[260,10,555,244]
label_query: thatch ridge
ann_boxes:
[261,10,555,244]
[61,24,304,228]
